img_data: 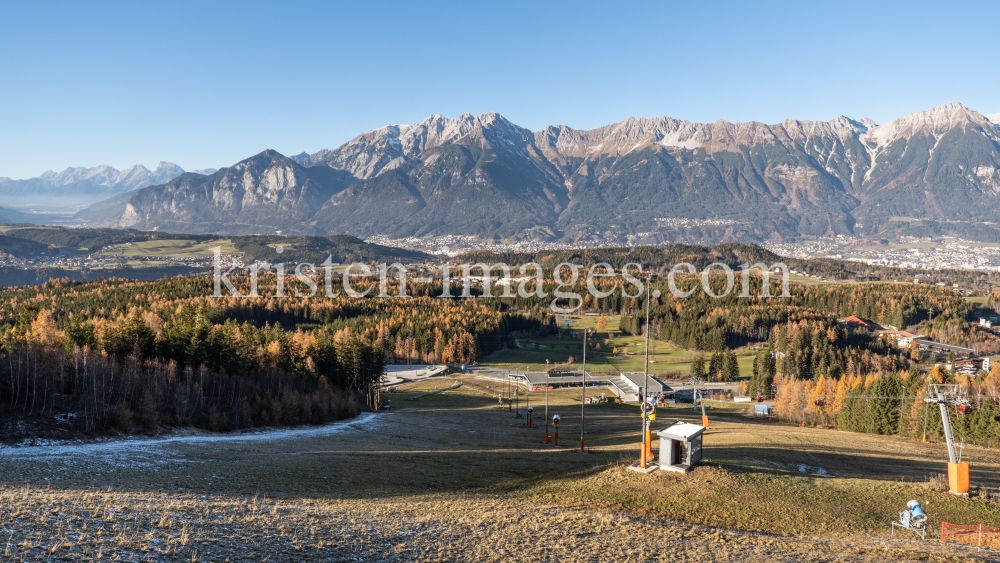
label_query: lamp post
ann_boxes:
[515,376,519,415]
[581,327,589,453]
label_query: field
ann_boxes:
[103,238,236,258]
[787,272,838,285]
[1,375,999,561]
[479,314,758,377]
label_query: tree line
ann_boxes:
[770,366,1000,447]
[0,273,543,436]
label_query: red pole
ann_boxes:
[554,429,558,446]
[940,522,944,544]
[580,436,584,453]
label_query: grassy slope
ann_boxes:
[393,377,1000,540]
[480,314,758,377]
[2,375,998,560]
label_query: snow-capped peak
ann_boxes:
[860,118,878,130]
[321,113,531,179]
[863,102,992,147]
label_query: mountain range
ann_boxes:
[0,163,217,210]
[53,103,1000,243]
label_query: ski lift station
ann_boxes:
[657,421,705,473]
[516,370,673,402]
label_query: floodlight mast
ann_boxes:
[700,383,707,418]
[581,328,589,453]
[644,279,650,406]
[640,273,655,467]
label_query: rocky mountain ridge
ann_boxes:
[76,103,1000,243]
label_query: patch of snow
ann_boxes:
[743,456,836,477]
[0,412,381,460]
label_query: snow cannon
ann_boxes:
[552,414,560,427]
[906,500,927,524]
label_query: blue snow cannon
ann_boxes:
[906,500,927,523]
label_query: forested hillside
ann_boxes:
[0,275,544,437]
[611,274,1000,446]
[457,243,1000,285]
[231,235,432,264]
[3,226,211,251]
[456,243,781,272]
[771,368,1000,447]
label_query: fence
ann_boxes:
[941,522,1000,550]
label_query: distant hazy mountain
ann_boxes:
[78,153,357,233]
[80,103,1000,243]
[0,162,189,210]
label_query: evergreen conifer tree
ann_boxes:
[723,350,740,382]
[862,373,902,435]
[691,354,706,380]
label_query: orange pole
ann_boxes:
[645,429,653,460]
[546,431,550,444]
[580,436,584,453]
[940,522,944,544]
[639,416,649,469]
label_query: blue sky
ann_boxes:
[1,0,997,179]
